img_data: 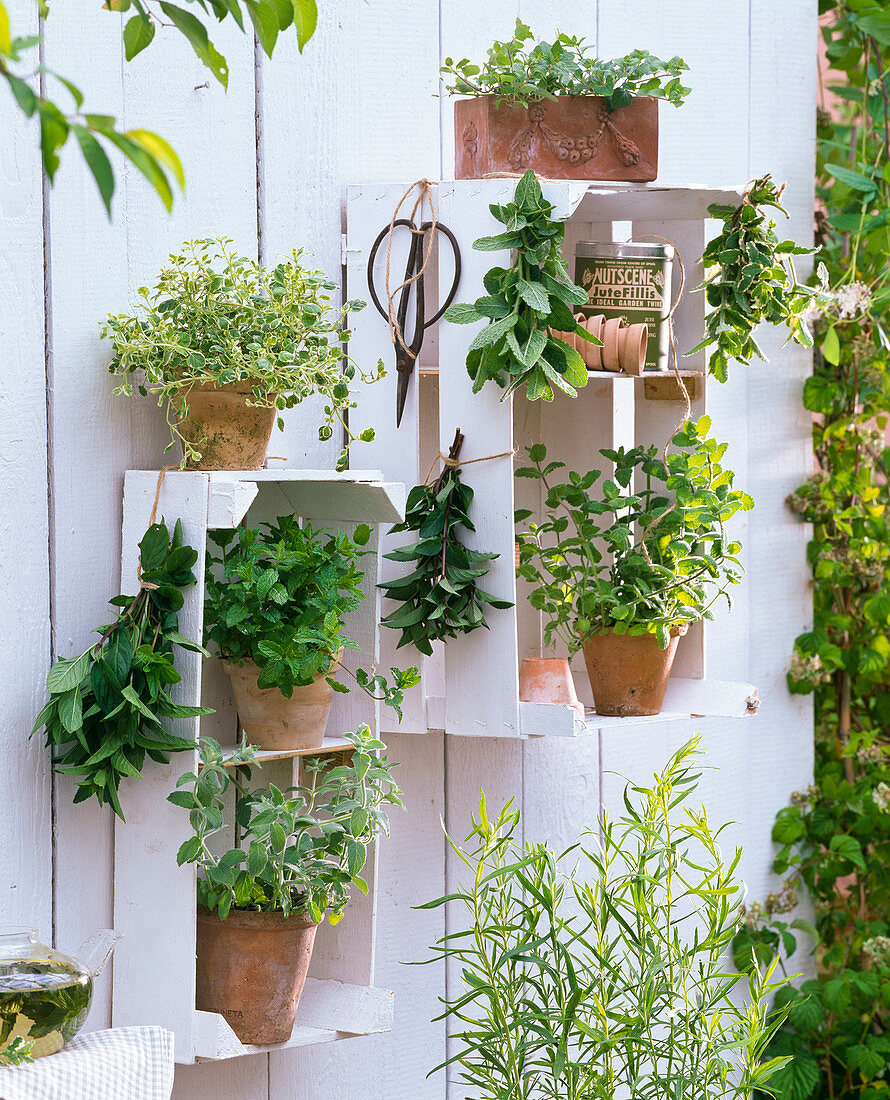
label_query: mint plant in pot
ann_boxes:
[169,727,401,1045]
[443,20,690,182]
[205,516,416,751]
[103,238,381,471]
[515,417,753,716]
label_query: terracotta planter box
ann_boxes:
[454,95,658,182]
[582,625,687,717]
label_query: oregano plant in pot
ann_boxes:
[205,516,417,750]
[103,237,382,470]
[515,417,753,716]
[169,726,401,1045]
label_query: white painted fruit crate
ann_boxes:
[112,469,405,1063]
[347,180,758,739]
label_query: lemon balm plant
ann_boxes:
[102,238,382,469]
[420,737,792,1100]
[515,417,752,715]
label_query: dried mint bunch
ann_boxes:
[32,519,210,819]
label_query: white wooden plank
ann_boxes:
[44,4,259,1039]
[439,181,521,738]
[113,472,210,1065]
[172,1056,267,1100]
[745,0,818,895]
[257,1,346,470]
[346,183,433,737]
[597,1,750,185]
[440,0,520,178]
[0,0,53,944]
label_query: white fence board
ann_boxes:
[0,0,53,943]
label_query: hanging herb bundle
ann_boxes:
[444,170,597,401]
[691,174,822,382]
[379,431,513,656]
[32,519,211,820]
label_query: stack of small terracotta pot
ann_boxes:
[557,313,649,376]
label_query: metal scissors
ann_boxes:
[367,218,461,426]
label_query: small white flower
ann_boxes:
[873,782,890,812]
[834,281,872,320]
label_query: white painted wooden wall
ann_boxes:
[0,1,816,1097]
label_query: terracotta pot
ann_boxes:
[601,318,622,372]
[224,654,341,751]
[177,381,276,471]
[196,906,318,1045]
[455,95,658,181]
[582,625,688,717]
[519,657,584,718]
[618,323,649,376]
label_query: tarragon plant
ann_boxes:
[420,735,792,1100]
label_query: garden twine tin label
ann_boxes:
[574,242,673,372]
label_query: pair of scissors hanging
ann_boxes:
[367,205,461,427]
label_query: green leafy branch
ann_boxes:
[0,1037,35,1066]
[444,170,598,402]
[31,519,211,819]
[690,174,823,382]
[0,0,317,214]
[379,431,513,657]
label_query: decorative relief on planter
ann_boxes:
[454,95,658,182]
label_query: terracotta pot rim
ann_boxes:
[179,378,278,398]
[197,904,318,931]
[465,92,657,108]
[585,623,690,641]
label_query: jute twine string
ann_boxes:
[423,446,516,487]
[384,179,438,357]
[624,235,690,563]
[137,464,178,590]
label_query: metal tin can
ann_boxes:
[574,241,673,372]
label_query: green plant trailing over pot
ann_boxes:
[441,20,690,111]
[515,417,753,651]
[169,726,402,922]
[444,171,598,401]
[205,516,418,719]
[31,520,211,819]
[691,175,823,383]
[420,736,793,1098]
[379,433,513,656]
[102,237,382,468]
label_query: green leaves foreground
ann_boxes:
[32,519,210,820]
[379,465,513,656]
[445,170,596,402]
[169,725,401,923]
[0,0,316,214]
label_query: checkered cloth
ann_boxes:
[0,1027,174,1100]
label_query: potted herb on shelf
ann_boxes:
[422,737,792,1098]
[205,516,416,750]
[169,727,401,1045]
[515,417,753,716]
[442,20,690,182]
[102,238,381,471]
